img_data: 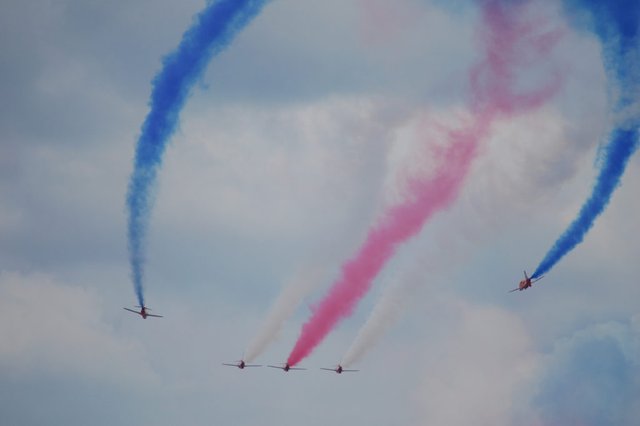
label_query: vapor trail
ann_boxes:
[239,102,400,363]
[287,0,562,367]
[341,0,564,368]
[339,116,486,368]
[244,265,327,363]
[287,120,483,366]
[126,0,268,306]
[531,0,640,279]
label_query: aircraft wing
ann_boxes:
[320,368,336,371]
[508,288,520,293]
[123,307,140,314]
[342,369,359,372]
[222,363,239,367]
[244,364,261,367]
[267,365,306,370]
[146,313,163,318]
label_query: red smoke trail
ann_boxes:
[287,0,563,366]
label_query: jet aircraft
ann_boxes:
[123,305,163,319]
[222,360,261,369]
[509,270,543,292]
[320,365,359,374]
[267,363,306,372]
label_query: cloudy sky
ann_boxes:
[1,0,639,425]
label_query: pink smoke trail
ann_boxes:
[287,0,563,366]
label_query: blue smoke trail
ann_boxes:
[531,0,640,279]
[532,130,639,278]
[127,0,269,306]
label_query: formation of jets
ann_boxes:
[121,307,357,372]
[224,362,359,373]
[124,268,543,373]
[221,361,361,373]
[221,360,362,373]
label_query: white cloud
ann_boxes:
[0,271,157,386]
[154,96,405,252]
[415,301,538,426]
[528,316,640,426]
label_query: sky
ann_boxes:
[1,0,639,425]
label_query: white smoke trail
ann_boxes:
[341,264,420,367]
[244,264,328,363]
[241,100,414,363]
[340,109,468,368]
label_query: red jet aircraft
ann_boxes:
[509,270,543,292]
[267,363,306,372]
[320,365,359,374]
[123,305,163,319]
[222,360,261,369]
